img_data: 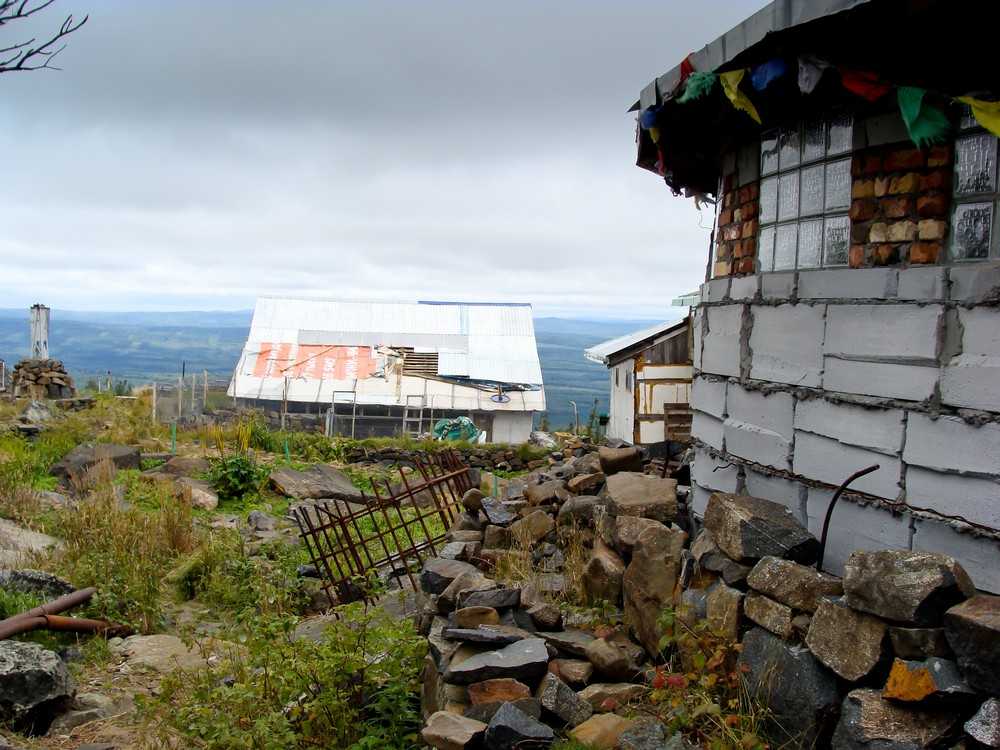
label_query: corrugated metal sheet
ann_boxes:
[231,297,545,408]
[584,317,687,365]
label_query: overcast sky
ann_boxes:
[1,1,762,318]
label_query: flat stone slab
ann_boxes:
[420,558,480,595]
[806,598,887,682]
[421,710,486,750]
[541,629,596,657]
[746,555,843,612]
[704,493,818,564]
[443,638,549,686]
[441,625,531,646]
[831,688,957,749]
[50,443,140,481]
[0,519,60,569]
[483,701,554,749]
[603,472,677,525]
[269,464,363,502]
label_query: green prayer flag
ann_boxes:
[677,71,717,103]
[898,86,951,149]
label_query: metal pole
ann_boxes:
[816,464,881,571]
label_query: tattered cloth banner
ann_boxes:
[720,69,761,123]
[898,87,951,148]
[677,71,717,103]
[751,59,787,91]
[958,96,1000,138]
[840,69,891,102]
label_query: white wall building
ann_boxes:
[585,317,692,445]
[228,298,545,443]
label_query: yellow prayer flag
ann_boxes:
[720,69,762,124]
[958,96,1000,138]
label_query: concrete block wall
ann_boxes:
[688,262,1000,593]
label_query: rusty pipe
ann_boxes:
[3,587,97,623]
[816,464,881,572]
[0,613,128,640]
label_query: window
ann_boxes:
[615,368,619,387]
[758,114,854,272]
[952,113,999,260]
[625,371,632,392]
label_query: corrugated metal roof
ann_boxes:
[231,297,544,407]
[584,317,688,365]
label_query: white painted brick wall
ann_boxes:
[726,386,794,436]
[824,304,942,361]
[793,398,904,455]
[905,467,1000,529]
[749,304,825,387]
[690,377,727,419]
[700,305,742,378]
[823,358,938,401]
[793,431,901,499]
[797,268,897,300]
[691,446,739,495]
[903,413,1000,476]
[729,274,758,301]
[692,308,704,371]
[941,309,1000,412]
[911,517,1000,593]
[897,267,945,300]
[692,411,724,451]
[958,308,1000,354]
[949,261,1000,303]
[805,488,911,576]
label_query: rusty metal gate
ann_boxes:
[293,450,474,610]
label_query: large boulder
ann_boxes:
[598,446,643,475]
[943,595,1000,694]
[623,522,687,656]
[558,495,605,527]
[746,556,843,612]
[443,638,550,685]
[582,538,626,605]
[421,711,487,750]
[268,464,364,502]
[568,472,605,495]
[843,551,975,626]
[509,510,555,545]
[0,519,60,569]
[535,672,593,727]
[0,569,74,599]
[603,473,677,525]
[805,598,888,682]
[0,641,74,734]
[158,455,211,477]
[703,493,818,564]
[483,701,554,749]
[738,628,840,748]
[173,476,219,511]
[831,688,957,749]
[50,443,140,481]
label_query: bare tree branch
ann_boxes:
[0,0,86,74]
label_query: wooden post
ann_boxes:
[152,381,157,422]
[177,375,183,420]
[190,373,196,413]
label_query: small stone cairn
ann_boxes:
[415,441,1000,750]
[12,358,76,400]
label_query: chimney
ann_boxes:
[29,304,50,360]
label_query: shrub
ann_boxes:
[45,466,197,632]
[208,453,269,504]
[141,604,426,750]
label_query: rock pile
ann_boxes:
[415,444,999,750]
[11,359,76,400]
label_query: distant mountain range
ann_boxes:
[0,309,673,430]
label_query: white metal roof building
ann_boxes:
[228,297,545,442]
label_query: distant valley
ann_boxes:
[0,309,671,430]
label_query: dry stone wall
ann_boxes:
[689,262,1000,592]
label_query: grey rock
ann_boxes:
[268,464,363,502]
[623,522,686,655]
[738,628,839,748]
[582,538,626,606]
[603,473,677,525]
[746,556,843,612]
[943,595,1000,694]
[704,493,818,564]
[463,698,541,724]
[0,569,74,600]
[743,592,794,639]
[806,597,888,682]
[438,571,498,614]
[888,627,952,660]
[420,558,480,595]
[706,582,743,642]
[443,638,549,685]
[484,701,555,749]
[482,524,513,549]
[843,550,975,626]
[965,698,1000,748]
[0,641,74,734]
[158,455,211,477]
[831,688,957,749]
[509,510,556,545]
[551,658,593,687]
[441,625,530,646]
[481,497,518,526]
[883,657,975,703]
[584,639,637,682]
[461,488,485,513]
[598,446,643,475]
[612,516,667,556]
[457,587,520,610]
[453,512,486,532]
[527,602,563,631]
[524,480,571,507]
[50,443,140,481]
[541,629,595,658]
[615,717,685,750]
[578,682,646,712]
[536,672,593,727]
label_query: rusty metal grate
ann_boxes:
[293,449,474,610]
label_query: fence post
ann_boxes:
[203,370,208,410]
[177,375,182,421]
[152,382,157,423]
